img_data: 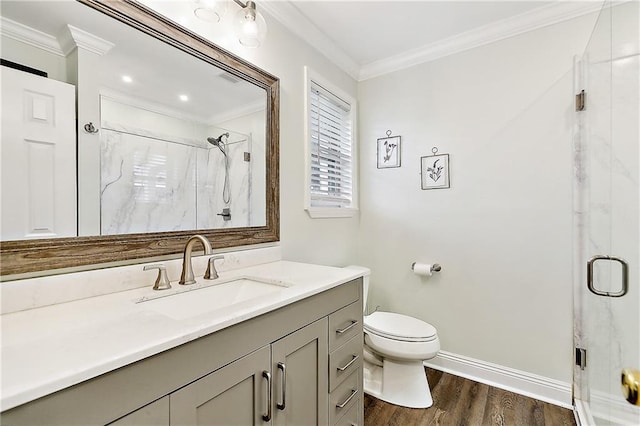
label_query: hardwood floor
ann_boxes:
[363,368,576,426]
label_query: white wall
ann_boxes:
[143,3,360,266]
[357,14,598,383]
[73,47,103,236]
[0,37,68,82]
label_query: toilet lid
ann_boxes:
[364,311,437,342]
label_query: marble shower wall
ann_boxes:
[101,128,197,235]
[100,100,253,234]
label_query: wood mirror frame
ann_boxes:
[0,0,279,278]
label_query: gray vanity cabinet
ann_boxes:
[327,301,363,426]
[169,318,329,426]
[170,345,271,425]
[1,278,362,426]
[108,397,170,426]
[272,317,329,425]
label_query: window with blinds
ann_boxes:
[308,80,354,210]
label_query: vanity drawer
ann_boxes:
[329,335,362,391]
[329,369,361,425]
[329,301,362,351]
[334,397,361,426]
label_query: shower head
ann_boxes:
[207,132,229,147]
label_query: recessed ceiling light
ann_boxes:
[179,94,189,102]
[121,75,133,83]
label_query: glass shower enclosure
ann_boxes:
[573,1,639,424]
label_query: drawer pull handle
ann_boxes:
[277,362,286,410]
[336,389,358,409]
[337,355,359,372]
[336,320,358,334]
[262,371,271,422]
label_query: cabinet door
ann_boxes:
[272,318,329,426]
[108,397,169,426]
[170,345,270,425]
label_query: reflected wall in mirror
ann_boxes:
[0,0,279,277]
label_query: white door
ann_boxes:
[1,66,77,240]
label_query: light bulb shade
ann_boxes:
[194,0,228,23]
[233,1,267,48]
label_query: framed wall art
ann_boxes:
[377,130,401,169]
[421,147,450,190]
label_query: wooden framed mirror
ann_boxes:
[0,0,279,278]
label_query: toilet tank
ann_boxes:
[343,265,370,313]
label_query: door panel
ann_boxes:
[170,345,270,425]
[272,318,328,426]
[1,66,76,240]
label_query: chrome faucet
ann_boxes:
[179,235,213,285]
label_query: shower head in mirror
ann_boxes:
[207,132,229,147]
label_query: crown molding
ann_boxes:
[0,17,64,56]
[261,1,604,82]
[57,25,115,56]
[358,1,605,81]
[99,88,211,125]
[0,18,115,58]
[259,0,360,80]
[208,100,266,125]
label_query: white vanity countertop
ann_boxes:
[0,261,363,411]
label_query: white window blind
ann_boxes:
[309,81,353,209]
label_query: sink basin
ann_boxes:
[137,277,288,320]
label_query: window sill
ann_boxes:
[306,207,358,219]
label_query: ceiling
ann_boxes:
[0,1,265,123]
[260,0,603,80]
[1,0,603,89]
[290,1,552,66]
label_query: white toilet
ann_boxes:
[345,266,440,409]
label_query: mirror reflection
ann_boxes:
[0,0,267,242]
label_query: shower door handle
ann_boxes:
[587,255,629,297]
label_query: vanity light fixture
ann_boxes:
[194,0,227,23]
[232,0,267,48]
[194,0,267,48]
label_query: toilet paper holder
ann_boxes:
[411,262,441,273]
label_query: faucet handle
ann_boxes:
[143,264,172,290]
[204,255,225,280]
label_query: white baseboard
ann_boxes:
[423,350,573,409]
[574,398,594,425]
[590,390,640,425]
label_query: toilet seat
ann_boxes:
[364,311,437,342]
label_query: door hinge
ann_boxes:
[576,90,586,111]
[244,152,251,162]
[576,347,587,370]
